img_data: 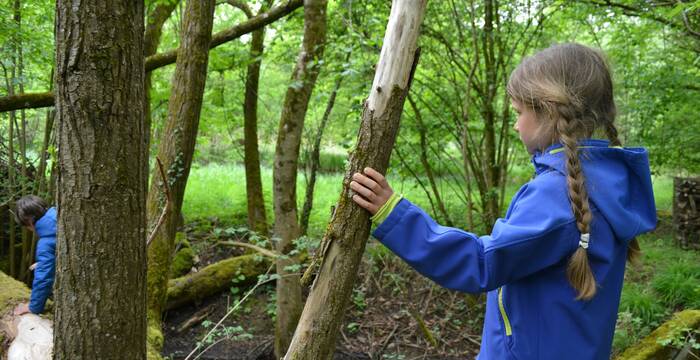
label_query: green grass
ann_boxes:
[652,175,673,212]
[183,163,675,237]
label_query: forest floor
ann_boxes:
[161,213,698,360]
[161,218,482,360]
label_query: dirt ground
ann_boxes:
[161,219,482,360]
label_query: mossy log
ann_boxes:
[615,309,700,360]
[165,254,271,310]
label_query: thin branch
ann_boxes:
[218,240,280,258]
[147,158,172,246]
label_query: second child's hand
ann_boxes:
[350,167,394,215]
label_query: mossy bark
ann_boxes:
[165,254,271,310]
[54,0,147,357]
[145,0,216,357]
[283,1,427,359]
[272,0,328,357]
[616,309,700,360]
[169,233,194,278]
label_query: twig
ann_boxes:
[147,158,172,246]
[217,240,280,259]
[177,305,214,333]
[184,267,303,360]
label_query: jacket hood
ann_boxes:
[531,139,657,242]
[35,207,57,239]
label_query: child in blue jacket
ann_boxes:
[350,43,657,359]
[13,195,57,316]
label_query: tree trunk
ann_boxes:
[53,1,147,358]
[283,1,426,358]
[144,0,179,154]
[241,0,272,236]
[145,0,216,357]
[300,68,346,236]
[272,0,328,357]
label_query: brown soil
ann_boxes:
[162,219,482,359]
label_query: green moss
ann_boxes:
[147,315,165,360]
[0,271,30,316]
[170,233,195,278]
[615,309,700,360]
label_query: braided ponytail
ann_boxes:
[556,105,597,300]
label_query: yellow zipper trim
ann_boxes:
[549,145,623,154]
[498,287,512,336]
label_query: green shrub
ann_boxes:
[652,260,700,308]
[619,283,666,325]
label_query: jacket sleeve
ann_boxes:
[372,175,580,293]
[29,239,56,314]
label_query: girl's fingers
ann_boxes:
[350,181,376,201]
[352,173,380,193]
[363,167,390,190]
[352,194,377,214]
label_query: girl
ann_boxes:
[350,43,657,359]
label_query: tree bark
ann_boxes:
[145,0,216,357]
[0,0,304,113]
[144,0,179,154]
[272,0,328,357]
[283,1,426,358]
[53,1,147,358]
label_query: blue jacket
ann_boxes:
[29,207,57,314]
[372,139,657,359]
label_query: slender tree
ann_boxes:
[53,0,147,358]
[284,1,427,358]
[228,0,273,235]
[272,0,328,356]
[144,0,216,357]
[144,0,179,151]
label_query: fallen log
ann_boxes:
[615,309,700,360]
[165,253,271,310]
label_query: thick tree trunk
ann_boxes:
[0,0,304,113]
[300,71,345,236]
[240,0,272,236]
[145,0,216,357]
[53,1,147,358]
[272,0,328,357]
[283,1,427,358]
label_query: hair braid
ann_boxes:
[604,122,642,263]
[556,104,597,300]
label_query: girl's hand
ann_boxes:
[29,263,37,271]
[350,167,394,215]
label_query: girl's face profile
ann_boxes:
[511,100,542,154]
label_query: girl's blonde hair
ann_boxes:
[507,43,641,300]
